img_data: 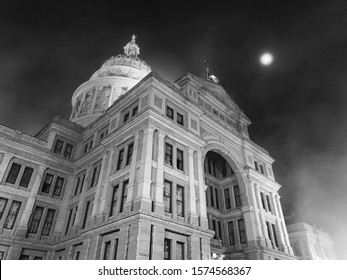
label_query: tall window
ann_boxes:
[53,138,74,159]
[224,188,231,209]
[116,149,124,171]
[123,112,130,123]
[238,219,247,244]
[53,177,64,197]
[53,140,64,154]
[165,143,173,166]
[19,167,34,188]
[176,185,184,217]
[164,239,171,260]
[109,185,119,217]
[90,161,101,188]
[73,172,85,196]
[228,221,235,245]
[103,241,111,260]
[176,242,184,260]
[64,144,73,158]
[119,180,128,213]
[6,163,21,184]
[41,209,56,236]
[126,143,133,166]
[176,149,184,171]
[81,200,91,229]
[28,206,44,234]
[0,198,9,220]
[163,180,172,213]
[42,173,54,193]
[266,195,272,213]
[233,185,241,207]
[209,186,214,208]
[4,201,21,229]
[260,192,266,210]
[215,188,220,210]
[272,224,279,248]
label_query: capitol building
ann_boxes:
[0,36,297,260]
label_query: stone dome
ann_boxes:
[70,35,151,127]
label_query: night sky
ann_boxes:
[1,0,347,259]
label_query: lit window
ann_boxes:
[176,185,184,217]
[119,180,128,213]
[165,143,173,166]
[4,201,21,229]
[163,180,172,214]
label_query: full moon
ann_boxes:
[260,52,273,66]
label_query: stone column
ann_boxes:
[188,146,198,224]
[0,153,12,179]
[249,182,265,246]
[133,126,154,211]
[271,193,286,251]
[255,187,272,247]
[196,150,208,228]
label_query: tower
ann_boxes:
[0,36,294,260]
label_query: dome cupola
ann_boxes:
[70,35,151,127]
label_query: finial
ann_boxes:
[124,34,140,57]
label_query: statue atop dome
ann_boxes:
[124,34,140,57]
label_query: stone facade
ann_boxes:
[287,222,335,260]
[0,37,295,260]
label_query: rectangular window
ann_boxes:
[4,201,21,229]
[41,173,54,194]
[119,180,128,213]
[272,224,279,248]
[19,255,30,260]
[81,200,91,229]
[0,251,5,260]
[6,163,21,184]
[164,238,171,260]
[176,185,184,217]
[103,241,111,260]
[74,251,80,260]
[266,195,272,213]
[176,242,184,260]
[177,112,184,125]
[109,184,119,217]
[126,143,133,166]
[123,112,130,123]
[260,192,266,210]
[74,173,85,196]
[132,106,138,117]
[224,188,231,209]
[53,139,64,155]
[41,209,56,236]
[164,143,173,166]
[238,219,247,244]
[260,164,264,174]
[233,185,241,207]
[113,239,119,260]
[28,206,44,234]
[53,177,64,197]
[90,162,101,188]
[116,149,124,171]
[215,188,220,210]
[218,221,222,239]
[65,209,73,235]
[166,106,174,119]
[228,221,235,245]
[163,180,172,213]
[209,186,214,208]
[19,167,34,188]
[176,149,184,171]
[63,143,73,158]
[0,198,9,220]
